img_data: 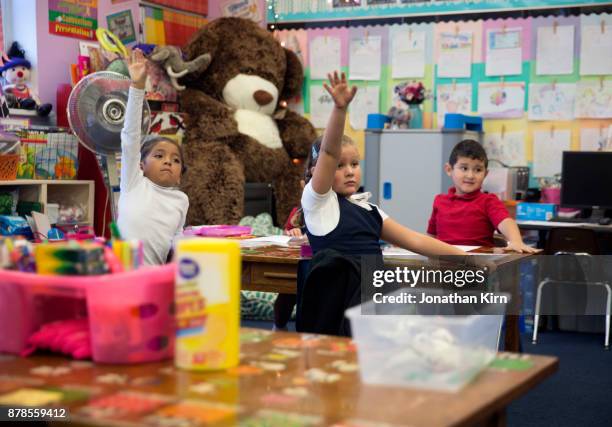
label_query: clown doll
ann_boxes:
[1,42,52,116]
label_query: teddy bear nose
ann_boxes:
[253,90,273,106]
[17,71,23,78]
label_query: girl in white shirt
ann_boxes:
[117,49,189,265]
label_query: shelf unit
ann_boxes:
[0,180,95,225]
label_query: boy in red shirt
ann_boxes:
[427,140,538,253]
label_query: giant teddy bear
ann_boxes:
[179,18,316,226]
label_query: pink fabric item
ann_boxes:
[21,318,92,359]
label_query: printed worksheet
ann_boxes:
[532,129,571,177]
[391,29,426,78]
[580,24,612,75]
[349,86,380,130]
[485,28,522,76]
[535,25,574,75]
[437,32,473,78]
[310,36,341,80]
[349,35,382,80]
[310,85,335,128]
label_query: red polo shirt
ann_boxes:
[427,188,509,247]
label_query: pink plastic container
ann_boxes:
[183,225,251,237]
[0,264,175,364]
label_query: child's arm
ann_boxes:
[310,72,357,195]
[381,219,467,257]
[120,49,148,192]
[498,218,540,253]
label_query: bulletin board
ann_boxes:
[274,13,612,185]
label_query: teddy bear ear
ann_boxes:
[280,48,304,101]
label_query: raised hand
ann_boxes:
[127,48,147,90]
[323,71,357,110]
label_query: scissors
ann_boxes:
[95,28,129,59]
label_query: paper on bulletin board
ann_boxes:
[580,127,608,151]
[310,85,335,128]
[436,83,472,125]
[485,28,522,76]
[221,0,262,23]
[483,131,527,167]
[580,24,612,75]
[437,32,473,78]
[528,83,576,121]
[310,36,341,80]
[532,129,571,177]
[478,82,525,119]
[574,80,612,119]
[535,25,574,76]
[391,30,426,78]
[349,86,380,130]
[349,36,382,80]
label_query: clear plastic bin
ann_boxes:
[346,290,506,392]
[0,265,175,364]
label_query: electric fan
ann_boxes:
[67,71,150,219]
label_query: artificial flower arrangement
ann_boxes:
[396,81,427,105]
[387,81,429,129]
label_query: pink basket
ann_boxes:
[0,264,176,364]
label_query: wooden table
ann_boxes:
[0,329,557,427]
[241,246,532,352]
[517,220,612,251]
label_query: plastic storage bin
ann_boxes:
[346,292,504,392]
[0,264,175,364]
[367,113,390,129]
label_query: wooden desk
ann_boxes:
[0,329,557,427]
[517,220,612,233]
[241,246,532,352]
[517,220,612,251]
[241,245,302,294]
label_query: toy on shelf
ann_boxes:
[95,28,205,103]
[149,45,210,91]
[387,81,428,129]
[0,131,20,181]
[0,42,52,117]
[95,28,130,77]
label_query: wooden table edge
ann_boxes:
[453,355,559,427]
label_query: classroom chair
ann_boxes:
[532,228,611,349]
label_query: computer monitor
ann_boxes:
[561,151,612,220]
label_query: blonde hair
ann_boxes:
[304,134,356,183]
